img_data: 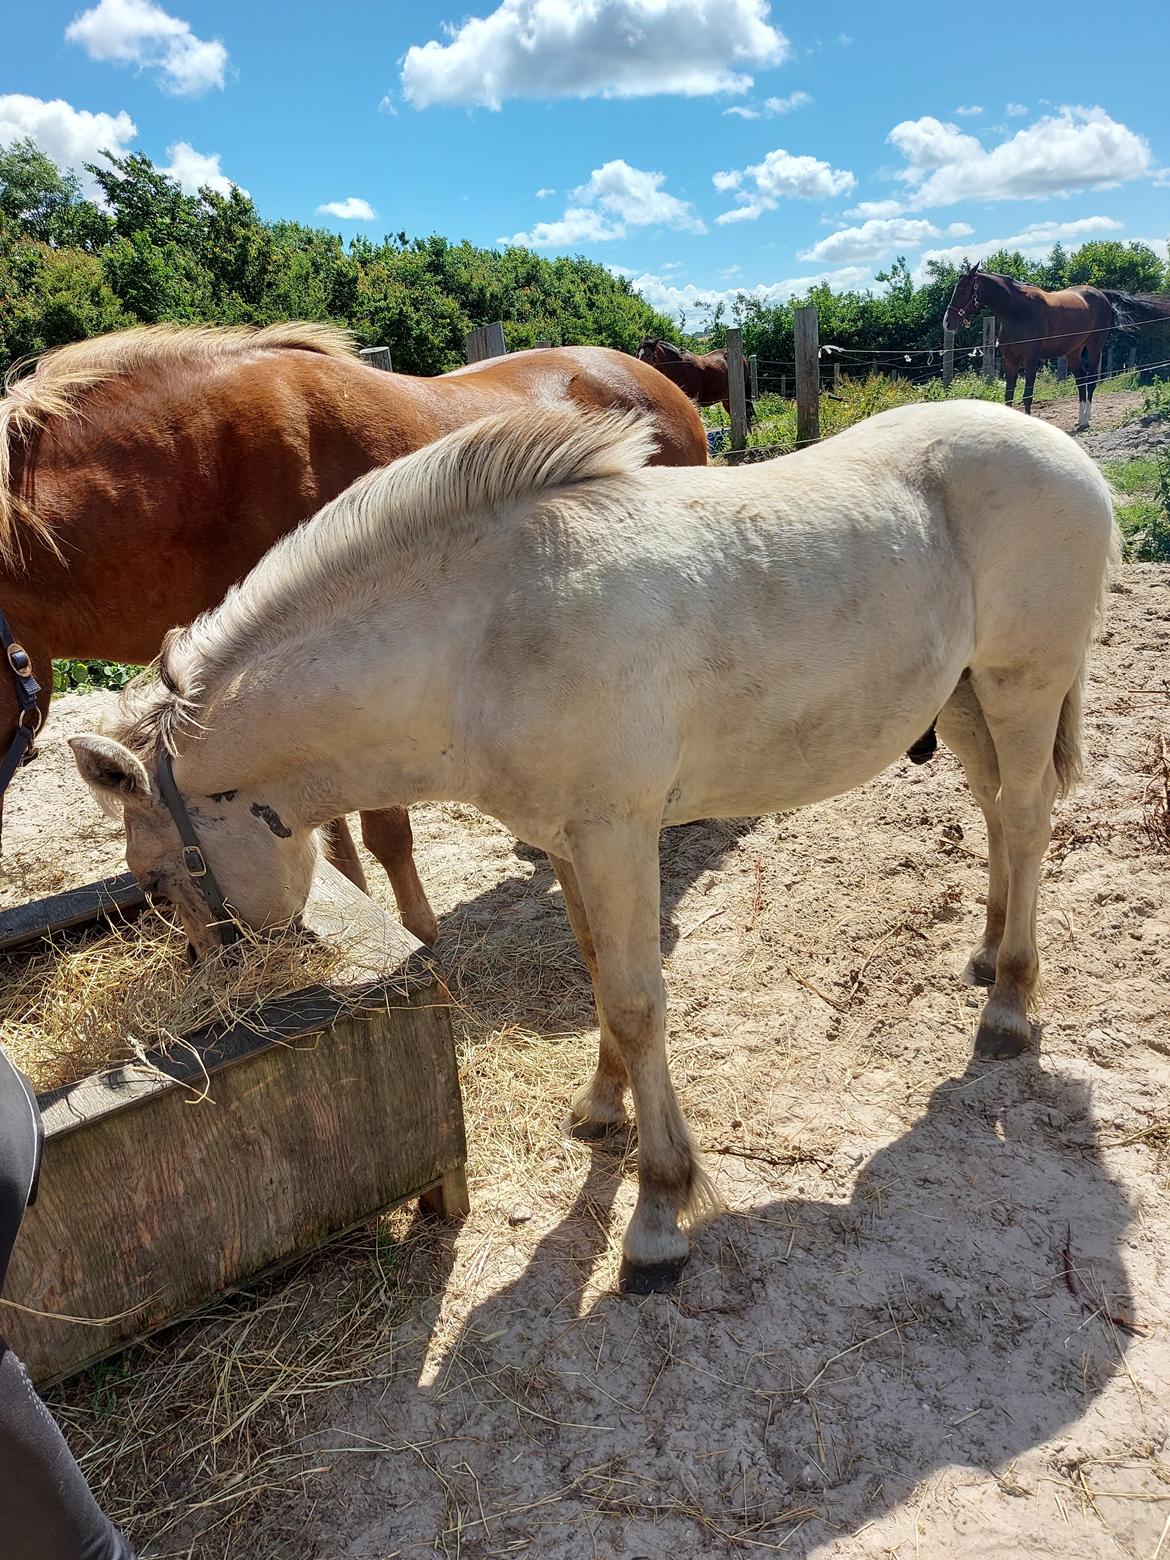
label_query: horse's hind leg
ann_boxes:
[935,677,1005,985]
[967,671,1069,1058]
[359,807,439,946]
[549,852,630,1138]
[321,817,369,893]
[1073,347,1091,430]
[1021,353,1040,415]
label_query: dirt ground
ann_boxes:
[2,404,1169,1558]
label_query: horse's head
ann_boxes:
[943,262,982,333]
[637,337,662,363]
[70,734,319,956]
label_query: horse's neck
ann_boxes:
[980,273,1027,317]
[176,597,465,821]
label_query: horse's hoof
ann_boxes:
[974,1009,1032,1060]
[567,1113,628,1142]
[962,952,998,988]
[619,1255,687,1294]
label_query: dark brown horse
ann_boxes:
[0,325,708,940]
[943,263,1170,428]
[637,338,754,427]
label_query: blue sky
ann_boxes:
[4,0,1168,323]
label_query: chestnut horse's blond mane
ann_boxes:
[0,321,356,569]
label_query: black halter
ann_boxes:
[155,747,241,946]
[0,608,42,797]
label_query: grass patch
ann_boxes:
[52,659,140,694]
[1104,453,1170,562]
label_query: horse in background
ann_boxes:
[0,325,708,942]
[944,263,1170,429]
[638,338,755,427]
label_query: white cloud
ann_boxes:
[837,32,852,45]
[0,93,137,199]
[890,106,1152,208]
[629,263,873,324]
[377,95,398,115]
[1005,102,1028,117]
[724,89,811,119]
[843,198,903,220]
[503,158,704,247]
[954,104,983,117]
[66,0,228,97]
[316,196,377,221]
[947,221,974,236]
[163,140,242,196]
[401,0,787,109]
[714,146,855,222]
[535,186,556,198]
[913,215,1128,279]
[799,216,942,263]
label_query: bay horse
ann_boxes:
[638,338,754,427]
[72,398,1116,1290]
[943,263,1170,428]
[0,324,707,941]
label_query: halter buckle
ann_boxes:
[6,642,31,676]
[16,705,42,733]
[183,844,209,879]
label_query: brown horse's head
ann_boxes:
[637,337,663,363]
[943,263,982,333]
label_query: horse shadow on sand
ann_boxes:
[322,1039,1136,1557]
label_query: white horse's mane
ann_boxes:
[117,405,658,758]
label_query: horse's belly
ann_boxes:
[666,654,968,824]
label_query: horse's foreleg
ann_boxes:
[564,817,718,1291]
[1021,355,1039,415]
[1081,342,1106,429]
[1071,350,1091,430]
[359,807,439,946]
[1003,370,1018,409]
[548,851,630,1138]
[321,817,369,893]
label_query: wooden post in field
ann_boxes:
[748,353,759,400]
[726,328,749,452]
[794,305,820,447]
[942,328,955,387]
[981,316,997,382]
[1128,346,1137,371]
[464,321,507,363]
[780,372,787,398]
[359,346,393,372]
[832,361,841,391]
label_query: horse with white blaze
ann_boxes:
[72,398,1118,1291]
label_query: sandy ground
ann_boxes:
[1,403,1169,1558]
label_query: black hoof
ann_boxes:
[973,1023,1032,1061]
[567,1115,628,1142]
[962,956,997,988]
[619,1255,687,1294]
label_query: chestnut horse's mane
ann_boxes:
[0,321,356,569]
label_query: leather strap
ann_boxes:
[155,748,240,945]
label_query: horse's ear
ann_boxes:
[70,735,154,815]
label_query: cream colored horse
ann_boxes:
[73,399,1117,1291]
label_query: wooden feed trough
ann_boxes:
[0,861,467,1387]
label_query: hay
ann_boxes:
[0,909,359,1094]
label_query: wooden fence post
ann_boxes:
[748,353,759,400]
[794,305,820,447]
[464,321,507,363]
[359,346,393,372]
[942,328,955,388]
[832,361,840,391]
[726,328,748,452]
[981,316,997,382]
[780,373,787,398]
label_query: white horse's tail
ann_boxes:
[1054,517,1123,797]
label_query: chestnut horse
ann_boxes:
[637,338,754,427]
[943,263,1170,428]
[0,324,707,939]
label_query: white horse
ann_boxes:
[72,399,1118,1291]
